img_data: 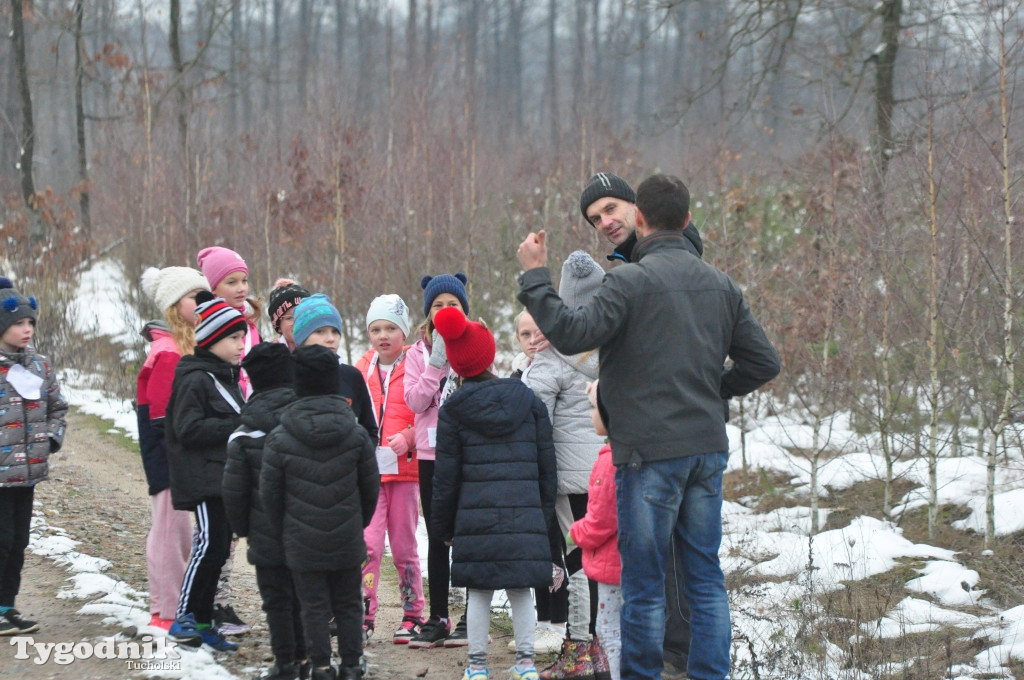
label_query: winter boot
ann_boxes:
[588,639,611,680]
[338,665,363,680]
[539,639,594,680]
[310,666,337,680]
[253,662,299,680]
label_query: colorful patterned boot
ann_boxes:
[538,639,594,680]
[588,638,611,680]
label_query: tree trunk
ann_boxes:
[168,0,195,238]
[11,0,43,240]
[870,0,902,194]
[544,0,558,148]
[73,0,91,236]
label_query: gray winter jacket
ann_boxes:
[525,347,603,494]
[0,347,68,487]
[518,230,781,466]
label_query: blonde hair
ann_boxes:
[245,296,263,325]
[165,304,197,356]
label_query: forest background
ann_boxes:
[1,0,1023,615]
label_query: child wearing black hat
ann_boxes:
[261,345,380,680]
[223,342,307,680]
[429,307,559,680]
[165,291,248,652]
[0,277,68,635]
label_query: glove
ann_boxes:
[550,563,566,592]
[428,331,447,368]
[565,530,576,550]
[387,432,410,457]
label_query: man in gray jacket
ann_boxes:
[517,174,781,680]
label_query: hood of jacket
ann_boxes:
[140,319,170,342]
[609,222,703,263]
[240,386,296,432]
[443,378,537,437]
[278,395,361,449]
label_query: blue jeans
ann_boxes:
[616,453,730,680]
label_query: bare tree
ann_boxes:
[11,0,43,240]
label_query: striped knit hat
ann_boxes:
[193,290,248,349]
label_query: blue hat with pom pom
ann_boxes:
[420,273,469,319]
[0,277,38,338]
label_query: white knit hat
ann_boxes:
[558,251,604,310]
[141,266,211,313]
[365,294,411,338]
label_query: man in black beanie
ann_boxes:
[261,345,379,680]
[579,172,703,266]
[578,172,698,679]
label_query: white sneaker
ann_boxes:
[507,625,565,653]
[534,626,566,655]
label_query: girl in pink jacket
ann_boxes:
[569,381,621,680]
[403,273,470,649]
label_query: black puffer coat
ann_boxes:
[165,347,244,511]
[260,394,380,573]
[222,386,295,568]
[431,377,557,590]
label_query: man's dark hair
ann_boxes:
[635,174,690,232]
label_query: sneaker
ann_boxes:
[213,603,251,635]
[0,608,39,635]
[463,668,490,680]
[200,625,239,652]
[511,663,540,680]
[148,614,174,631]
[393,615,425,644]
[168,614,204,647]
[539,639,594,680]
[408,615,450,649]
[362,620,374,647]
[588,639,611,680]
[444,616,469,647]
[533,626,566,655]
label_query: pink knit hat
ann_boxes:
[196,247,249,292]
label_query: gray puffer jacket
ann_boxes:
[525,347,602,494]
[0,347,68,487]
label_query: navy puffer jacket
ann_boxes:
[431,377,557,590]
[260,394,379,573]
[222,386,295,568]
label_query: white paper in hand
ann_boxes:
[375,445,399,475]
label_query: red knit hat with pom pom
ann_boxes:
[433,307,495,378]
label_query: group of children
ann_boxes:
[0,246,627,680]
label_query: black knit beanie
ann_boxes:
[241,342,293,391]
[579,172,636,222]
[292,345,340,397]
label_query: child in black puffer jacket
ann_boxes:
[165,291,248,653]
[261,345,380,680]
[223,342,307,680]
[430,307,559,680]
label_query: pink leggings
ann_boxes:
[146,489,193,619]
[362,481,424,622]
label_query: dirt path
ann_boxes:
[1,411,524,679]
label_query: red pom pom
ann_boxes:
[433,306,468,341]
[273,278,297,288]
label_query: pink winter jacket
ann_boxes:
[403,336,447,461]
[569,444,620,585]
